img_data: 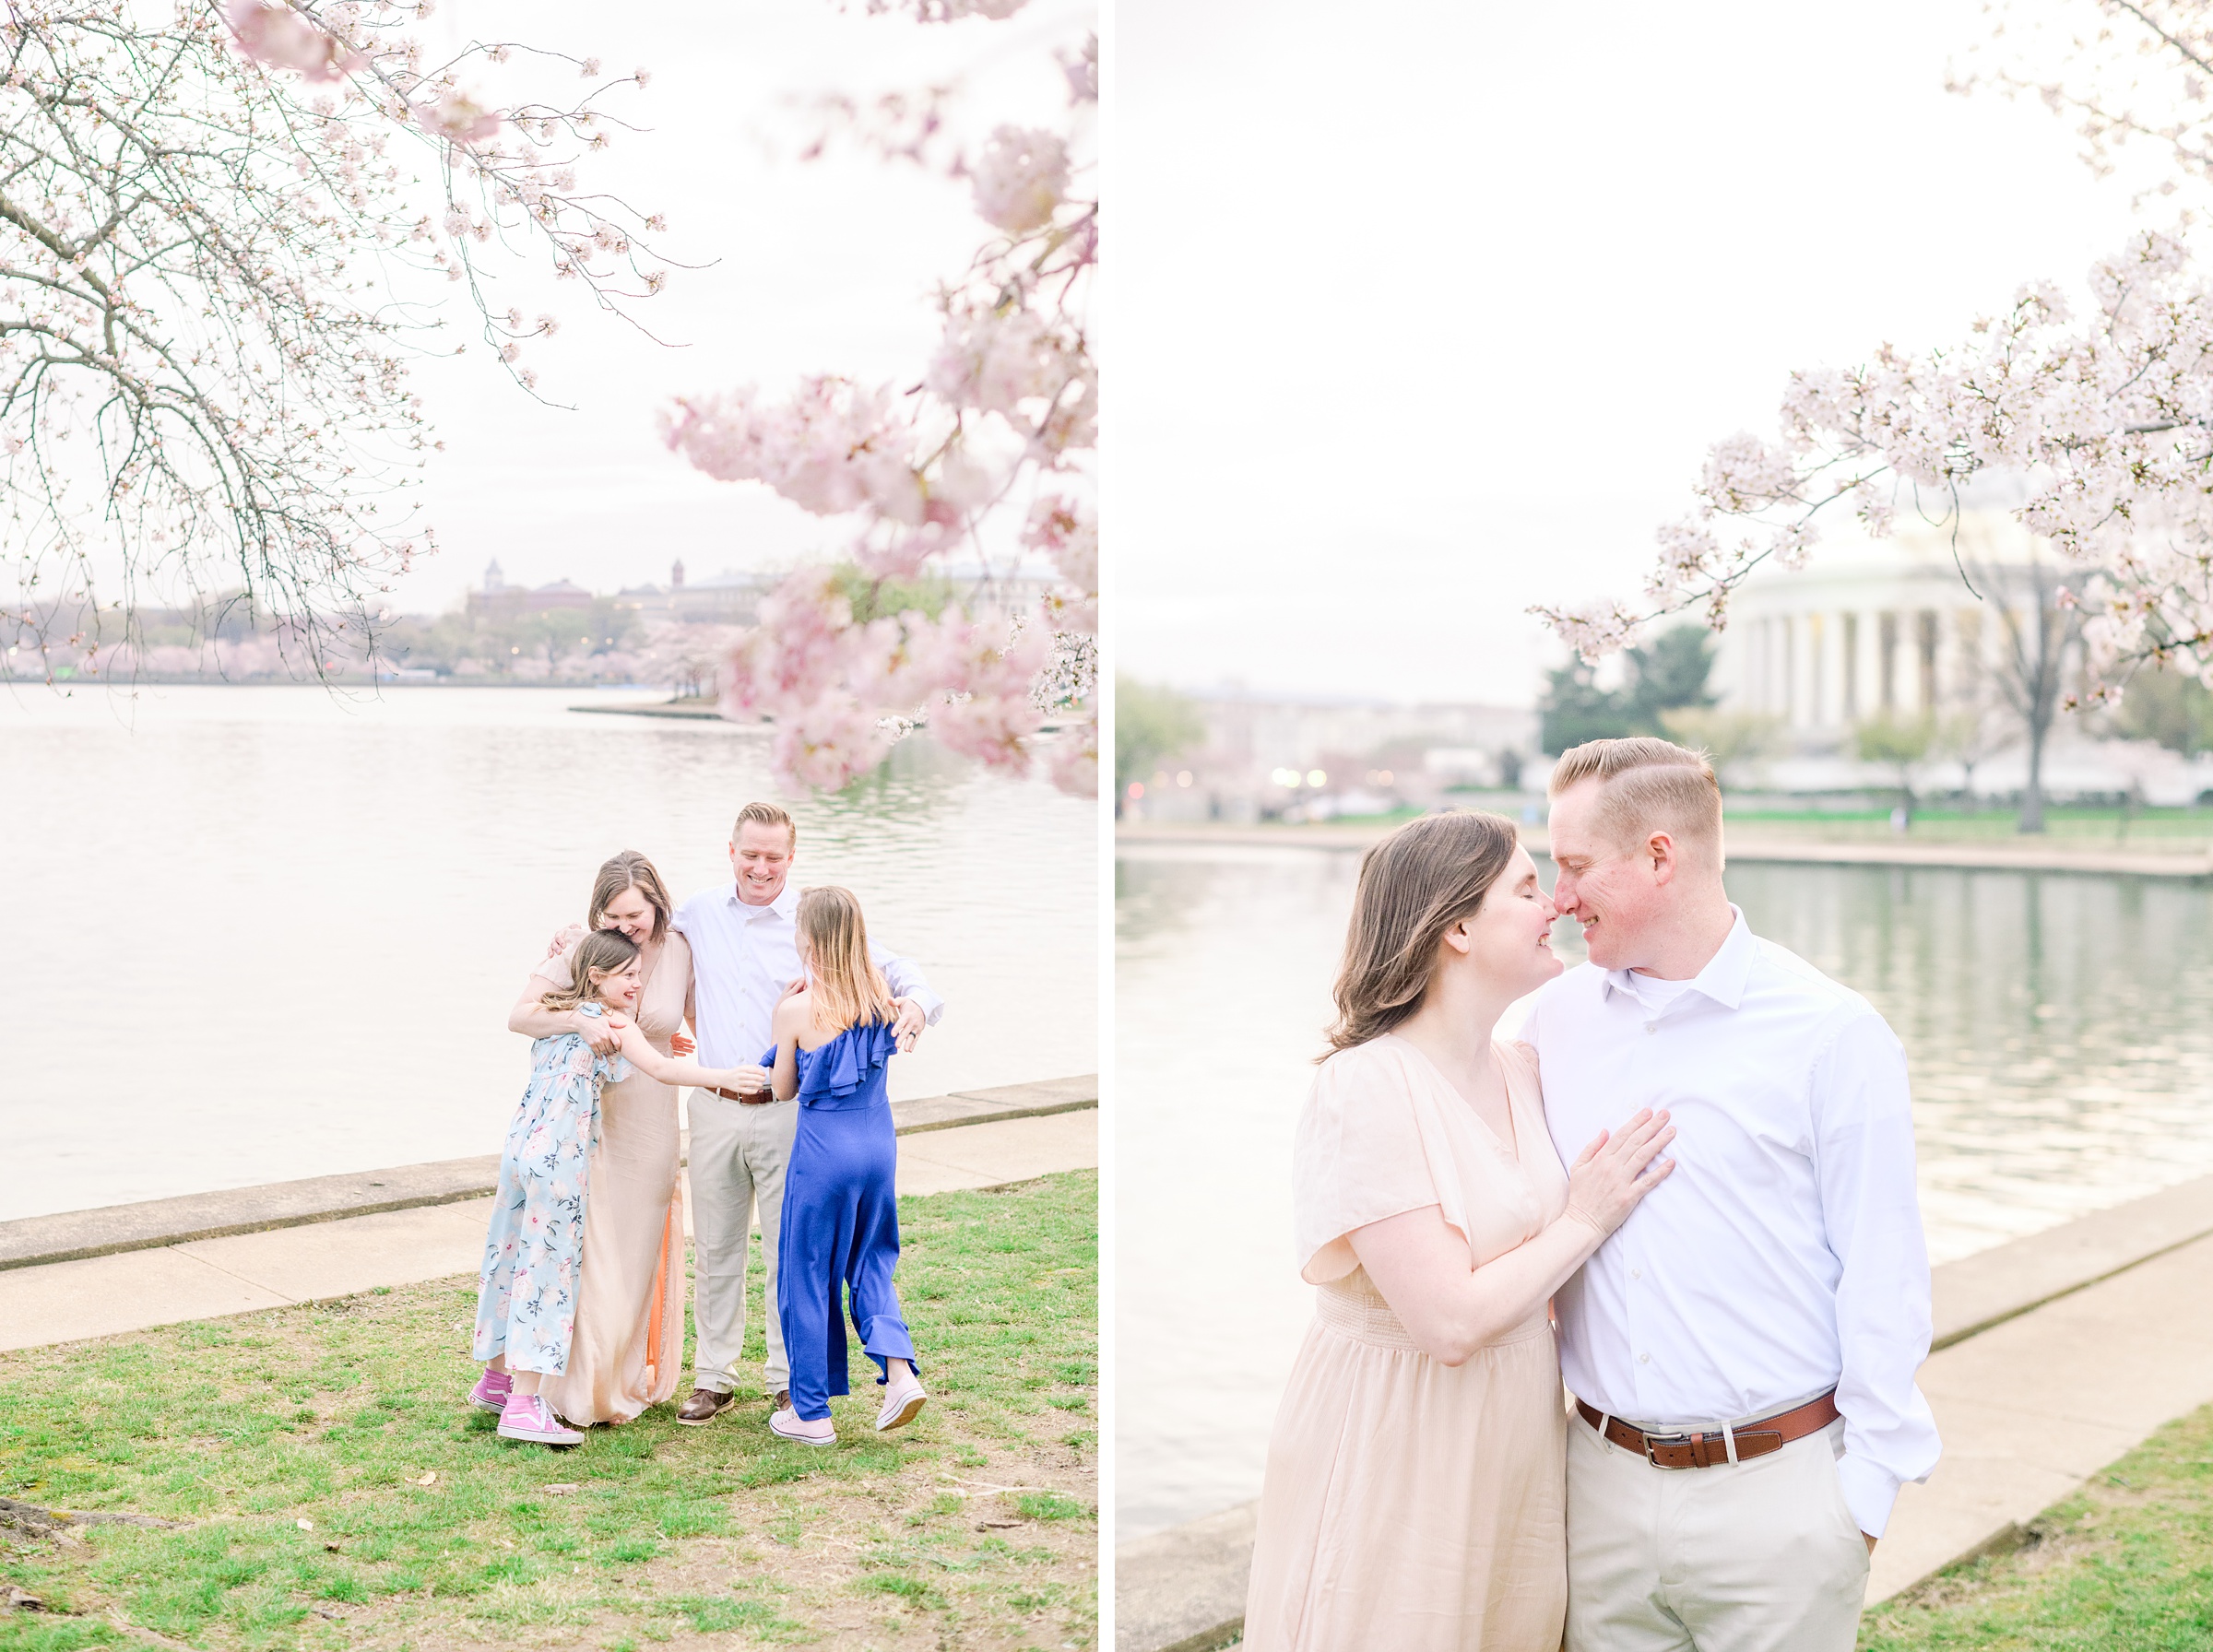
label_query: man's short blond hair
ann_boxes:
[732,800,797,849]
[1548,736,1722,862]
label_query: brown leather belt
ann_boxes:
[1574,1389,1839,1469]
[704,1086,773,1104]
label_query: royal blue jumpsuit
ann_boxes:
[767,1019,918,1422]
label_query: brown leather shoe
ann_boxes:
[676,1386,734,1426]
[774,1389,790,1412]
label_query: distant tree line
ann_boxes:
[1538,627,1717,754]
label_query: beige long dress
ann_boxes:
[536,932,692,1425]
[1243,1034,1570,1652]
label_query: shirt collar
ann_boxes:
[1602,904,1754,1012]
[728,879,801,922]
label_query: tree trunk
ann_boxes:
[2019,718,2048,833]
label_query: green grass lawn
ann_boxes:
[0,1171,1096,1652]
[1861,1400,2213,1650]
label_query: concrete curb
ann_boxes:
[0,1075,1096,1274]
[1116,821,2213,879]
[566,702,727,720]
[1930,1172,2213,1349]
[1115,1168,2213,1652]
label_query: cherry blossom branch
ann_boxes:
[1533,230,2213,705]
[661,20,1096,795]
[3,0,669,686]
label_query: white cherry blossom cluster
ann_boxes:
[663,16,1096,795]
[1537,229,2213,694]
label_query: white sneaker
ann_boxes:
[875,1375,927,1433]
[769,1406,836,1447]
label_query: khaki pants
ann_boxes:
[1566,1407,1870,1652]
[687,1091,799,1397]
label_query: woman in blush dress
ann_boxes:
[499,851,696,1426]
[1241,810,1677,1651]
[761,885,928,1447]
[472,928,763,1446]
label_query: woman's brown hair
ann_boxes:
[1322,810,1521,1056]
[539,928,642,1013]
[795,885,895,1033]
[589,850,674,942]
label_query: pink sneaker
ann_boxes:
[497,1394,584,1447]
[469,1368,513,1413]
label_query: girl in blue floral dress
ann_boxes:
[474,928,764,1446]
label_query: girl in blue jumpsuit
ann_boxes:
[764,885,927,1445]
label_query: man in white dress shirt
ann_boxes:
[1521,738,1940,1649]
[669,801,944,1425]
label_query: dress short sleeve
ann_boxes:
[1293,1040,1446,1285]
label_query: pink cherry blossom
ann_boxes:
[417,88,503,144]
[227,0,363,82]
[929,304,1076,419]
[662,379,927,524]
[870,0,1033,19]
[662,7,1094,795]
[971,125,1068,233]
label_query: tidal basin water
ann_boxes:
[2,686,1095,1222]
[1117,843,2213,1538]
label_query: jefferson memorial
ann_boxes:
[1703,509,2212,802]
[1709,511,2047,745]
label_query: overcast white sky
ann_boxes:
[1112,0,2152,707]
[379,0,1089,615]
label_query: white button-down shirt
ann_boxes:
[1521,907,1940,1536]
[671,881,945,1068]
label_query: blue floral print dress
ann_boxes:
[473,1002,632,1376]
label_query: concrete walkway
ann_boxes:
[1116,1168,2213,1652]
[0,1079,1095,1356]
[1118,820,2213,879]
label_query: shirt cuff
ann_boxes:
[1836,1452,1901,1539]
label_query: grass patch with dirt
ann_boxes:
[0,1169,1096,1652]
[1860,1399,2213,1650]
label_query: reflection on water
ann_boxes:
[5,687,1095,1221]
[1115,843,2213,1537]
[1727,861,2213,1253]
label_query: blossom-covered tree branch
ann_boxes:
[1533,235,2213,705]
[1538,2,2213,714]
[661,14,1096,796]
[2,0,661,682]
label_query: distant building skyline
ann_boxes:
[463,557,768,627]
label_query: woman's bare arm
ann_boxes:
[1349,1110,1675,1366]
